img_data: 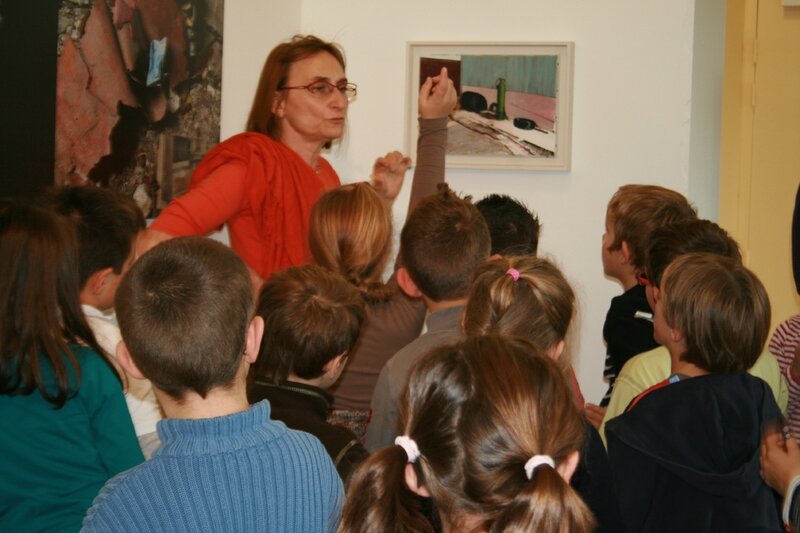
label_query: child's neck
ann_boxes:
[286,373,329,389]
[156,386,251,420]
[616,270,639,292]
[669,348,709,378]
[424,296,467,313]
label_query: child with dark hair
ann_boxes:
[44,185,162,457]
[475,193,541,255]
[600,218,787,443]
[365,184,491,450]
[0,204,142,532]
[342,335,595,533]
[249,264,369,481]
[585,184,696,427]
[83,237,342,532]
[606,253,783,532]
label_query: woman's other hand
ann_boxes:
[419,67,457,119]
[372,151,411,202]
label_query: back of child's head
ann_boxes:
[476,194,541,255]
[644,218,741,287]
[252,264,365,384]
[309,182,393,303]
[463,256,574,353]
[42,186,145,288]
[0,203,114,406]
[606,184,697,272]
[400,184,491,302]
[661,253,770,374]
[341,335,594,533]
[115,236,252,400]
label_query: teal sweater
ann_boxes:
[0,345,143,532]
[82,401,344,532]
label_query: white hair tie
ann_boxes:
[394,435,420,463]
[524,454,555,479]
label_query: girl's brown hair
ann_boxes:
[463,256,575,354]
[0,204,118,407]
[341,335,595,533]
[309,182,394,303]
[246,34,346,146]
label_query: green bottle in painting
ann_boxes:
[495,77,507,120]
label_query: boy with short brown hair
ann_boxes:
[83,237,343,532]
[606,253,782,532]
[365,184,491,450]
[590,185,696,416]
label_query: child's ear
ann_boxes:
[548,340,566,360]
[244,316,265,365]
[86,267,115,296]
[404,463,431,497]
[620,241,633,264]
[556,450,580,483]
[396,267,422,298]
[116,341,146,380]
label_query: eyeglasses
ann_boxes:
[279,80,357,101]
[638,273,652,287]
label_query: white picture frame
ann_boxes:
[407,41,574,171]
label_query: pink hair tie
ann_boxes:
[506,268,520,281]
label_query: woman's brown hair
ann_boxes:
[309,182,394,303]
[340,335,595,533]
[0,203,118,407]
[463,256,575,354]
[246,34,346,146]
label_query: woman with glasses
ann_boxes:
[141,35,446,288]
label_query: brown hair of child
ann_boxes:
[115,237,253,400]
[400,183,491,302]
[463,256,574,354]
[252,264,365,384]
[0,204,116,407]
[644,218,741,287]
[606,184,697,272]
[309,183,393,303]
[341,335,595,533]
[661,253,770,373]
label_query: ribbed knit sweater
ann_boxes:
[81,401,343,532]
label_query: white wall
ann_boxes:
[221,0,706,404]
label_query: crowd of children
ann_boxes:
[2,174,796,532]
[2,42,798,533]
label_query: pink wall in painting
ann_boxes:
[462,85,556,130]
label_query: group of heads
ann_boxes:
[603,184,770,374]
[0,187,144,405]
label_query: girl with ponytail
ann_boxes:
[340,335,595,533]
[462,255,625,533]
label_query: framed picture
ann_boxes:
[407,41,574,171]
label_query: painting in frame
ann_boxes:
[407,41,574,171]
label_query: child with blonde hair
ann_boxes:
[341,335,595,533]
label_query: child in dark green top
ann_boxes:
[0,203,143,532]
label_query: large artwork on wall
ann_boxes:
[55,0,224,216]
[407,42,573,171]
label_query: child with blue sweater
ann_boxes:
[82,237,343,532]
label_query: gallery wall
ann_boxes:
[222,0,722,404]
